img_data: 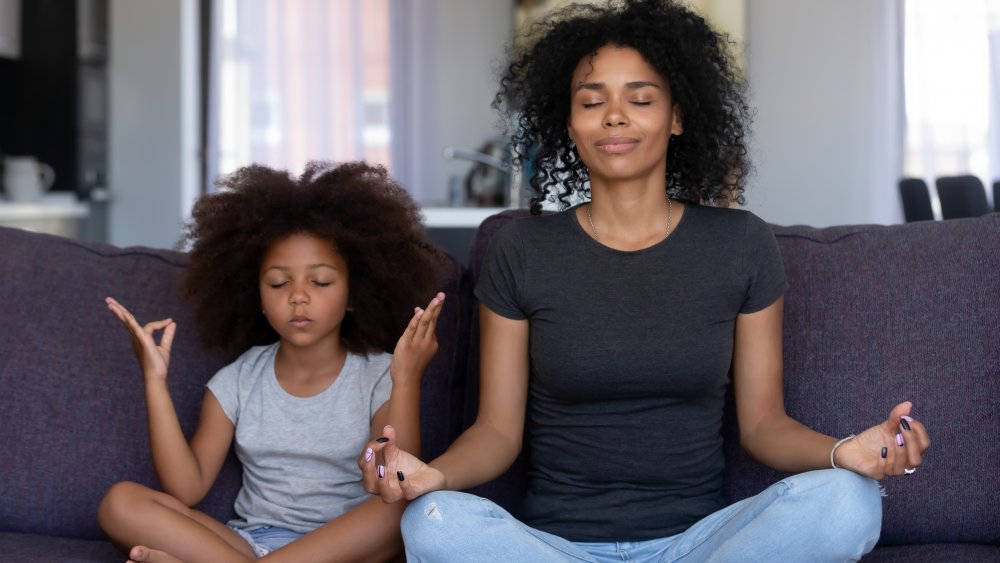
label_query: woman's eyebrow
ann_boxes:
[573,80,662,92]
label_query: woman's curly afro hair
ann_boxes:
[494,0,752,213]
[181,161,445,358]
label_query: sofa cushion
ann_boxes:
[0,227,239,540]
[722,214,1000,546]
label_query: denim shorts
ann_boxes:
[230,525,304,558]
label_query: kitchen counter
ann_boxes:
[421,206,511,264]
[420,206,509,228]
[0,193,90,238]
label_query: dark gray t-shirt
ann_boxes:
[475,203,788,542]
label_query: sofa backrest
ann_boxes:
[463,209,1000,547]
[0,226,470,541]
[727,214,1000,546]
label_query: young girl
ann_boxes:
[98,161,446,563]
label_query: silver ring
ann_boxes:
[904,467,917,475]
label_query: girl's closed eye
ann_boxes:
[313,280,332,288]
[267,281,288,289]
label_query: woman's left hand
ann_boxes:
[834,401,931,479]
[390,292,445,385]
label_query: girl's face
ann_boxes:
[567,45,683,189]
[259,233,350,351]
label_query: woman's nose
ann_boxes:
[604,102,627,127]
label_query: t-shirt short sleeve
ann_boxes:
[369,357,392,419]
[206,362,240,424]
[475,222,527,320]
[740,213,789,314]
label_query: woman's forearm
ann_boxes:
[741,413,837,473]
[429,418,522,491]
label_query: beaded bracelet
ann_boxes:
[830,434,856,469]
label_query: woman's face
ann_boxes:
[567,45,683,188]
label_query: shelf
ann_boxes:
[421,206,509,228]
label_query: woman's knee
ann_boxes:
[402,492,495,556]
[802,469,883,553]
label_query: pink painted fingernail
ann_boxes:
[377,464,385,479]
[365,448,373,463]
[901,415,914,422]
[895,432,904,446]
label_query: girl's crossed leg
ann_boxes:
[98,481,256,563]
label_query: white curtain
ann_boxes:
[205,0,396,190]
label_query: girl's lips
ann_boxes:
[290,316,311,328]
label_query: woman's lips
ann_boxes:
[596,137,639,154]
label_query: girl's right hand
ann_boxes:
[359,425,446,502]
[106,297,175,381]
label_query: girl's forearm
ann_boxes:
[383,379,421,455]
[143,379,206,503]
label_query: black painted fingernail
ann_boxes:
[375,437,389,443]
[900,418,911,431]
[397,470,405,482]
[881,447,888,459]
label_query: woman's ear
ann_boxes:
[671,104,684,136]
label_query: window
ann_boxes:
[903,0,1000,207]
[206,0,393,188]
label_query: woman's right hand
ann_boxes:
[359,425,446,502]
[106,297,175,381]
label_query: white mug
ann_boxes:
[3,156,56,202]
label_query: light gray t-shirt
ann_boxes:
[206,343,392,533]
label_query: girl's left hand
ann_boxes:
[390,292,445,384]
[834,401,931,479]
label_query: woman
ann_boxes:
[362,1,930,561]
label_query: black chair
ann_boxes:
[898,178,934,222]
[993,180,999,212]
[936,175,991,219]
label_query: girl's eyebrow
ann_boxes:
[574,80,662,92]
[263,263,340,272]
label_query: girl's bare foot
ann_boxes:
[128,545,185,563]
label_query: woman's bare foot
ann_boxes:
[128,545,185,563]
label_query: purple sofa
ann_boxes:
[1,209,998,561]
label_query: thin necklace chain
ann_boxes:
[587,196,673,243]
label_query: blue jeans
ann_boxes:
[401,469,882,562]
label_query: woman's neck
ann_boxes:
[582,179,681,250]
